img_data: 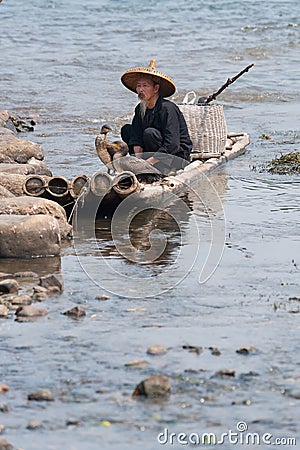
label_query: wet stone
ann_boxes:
[13,271,39,280]
[0,305,8,318]
[124,360,149,367]
[214,369,236,378]
[95,294,110,300]
[31,285,48,301]
[26,421,44,430]
[184,368,206,374]
[0,294,18,304]
[15,305,48,317]
[236,345,257,355]
[66,418,81,426]
[209,345,221,356]
[133,374,171,399]
[0,385,9,394]
[182,345,203,355]
[0,279,19,295]
[146,344,167,356]
[39,273,64,293]
[0,439,14,450]
[0,405,10,413]
[289,296,300,302]
[62,306,86,318]
[10,295,32,306]
[32,285,48,294]
[283,389,300,400]
[232,399,252,406]
[27,389,54,402]
[31,292,48,302]
[239,371,260,381]
[0,273,13,281]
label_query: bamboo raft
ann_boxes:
[75,132,250,218]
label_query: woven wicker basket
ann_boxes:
[179,102,227,160]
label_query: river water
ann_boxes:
[0,0,300,449]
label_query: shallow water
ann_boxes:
[0,0,300,449]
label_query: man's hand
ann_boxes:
[133,146,143,158]
[146,156,159,165]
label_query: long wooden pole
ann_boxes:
[203,63,255,104]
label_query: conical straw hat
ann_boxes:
[121,59,176,98]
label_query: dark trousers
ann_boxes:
[121,124,188,173]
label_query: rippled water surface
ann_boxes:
[0,1,300,449]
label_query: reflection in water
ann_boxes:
[0,255,62,276]
[95,196,192,267]
[72,167,229,295]
[92,169,229,268]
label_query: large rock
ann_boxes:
[0,111,12,128]
[0,197,72,239]
[0,214,61,258]
[133,374,171,399]
[0,163,52,176]
[0,109,35,133]
[0,186,15,198]
[0,153,14,163]
[0,126,44,163]
[0,173,50,196]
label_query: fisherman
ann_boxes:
[120,60,192,174]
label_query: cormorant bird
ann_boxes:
[112,155,162,177]
[95,125,128,174]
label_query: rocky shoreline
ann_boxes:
[0,110,83,259]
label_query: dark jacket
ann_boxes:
[128,97,192,160]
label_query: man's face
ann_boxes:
[136,77,159,103]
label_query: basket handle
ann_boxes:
[182,91,197,105]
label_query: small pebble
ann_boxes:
[26,421,43,430]
[209,345,221,356]
[214,369,236,378]
[27,389,54,402]
[14,271,39,280]
[260,133,272,140]
[0,385,9,394]
[124,360,149,367]
[182,345,203,355]
[236,345,257,355]
[95,387,109,394]
[0,424,5,434]
[95,294,110,300]
[146,344,167,356]
[232,399,252,406]
[0,405,10,413]
[66,418,81,426]
[99,420,111,427]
